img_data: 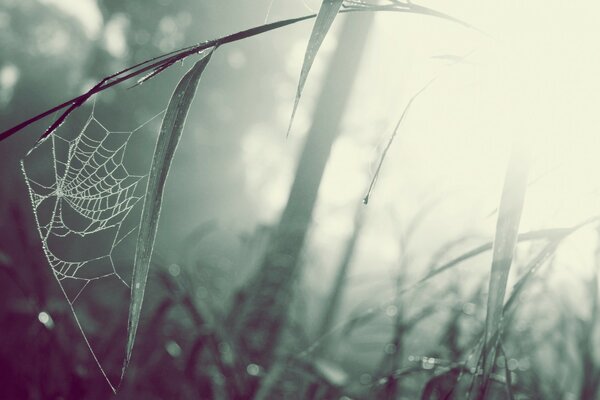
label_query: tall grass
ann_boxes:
[1,2,599,400]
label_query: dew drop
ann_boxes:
[507,358,519,371]
[168,263,181,277]
[246,363,261,376]
[421,357,435,370]
[385,305,398,317]
[38,311,54,329]
[384,343,397,354]
[165,340,182,358]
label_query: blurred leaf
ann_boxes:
[287,0,344,136]
[481,142,530,393]
[124,48,214,380]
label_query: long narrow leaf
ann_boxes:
[407,227,568,292]
[122,48,214,379]
[480,142,531,393]
[287,0,344,136]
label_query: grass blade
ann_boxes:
[480,142,531,395]
[287,0,344,136]
[363,77,437,204]
[122,48,214,380]
[407,227,568,292]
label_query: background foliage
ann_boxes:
[1,1,600,399]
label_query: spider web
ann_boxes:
[21,103,164,391]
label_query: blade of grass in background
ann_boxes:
[479,142,531,397]
[229,11,374,382]
[287,0,344,136]
[407,227,568,292]
[301,217,599,361]
[123,48,214,382]
[363,77,437,204]
[315,203,365,353]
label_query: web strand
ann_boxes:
[21,105,166,391]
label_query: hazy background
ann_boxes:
[1,1,600,399]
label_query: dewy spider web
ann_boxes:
[21,102,165,392]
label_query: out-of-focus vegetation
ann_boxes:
[2,1,600,399]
